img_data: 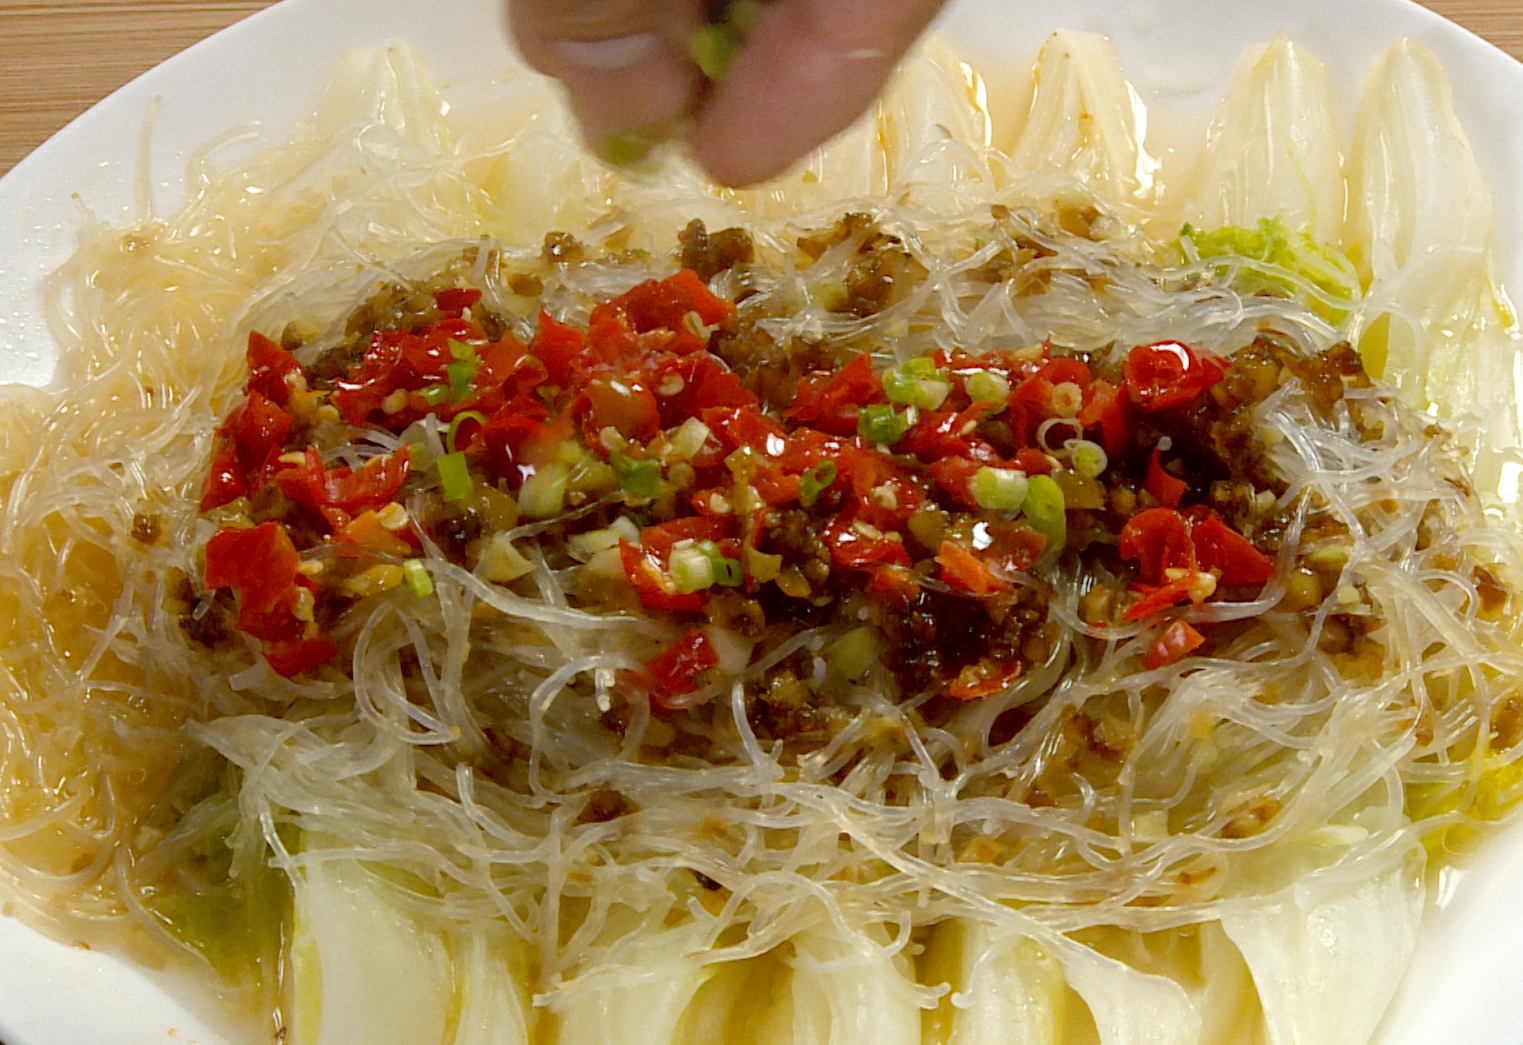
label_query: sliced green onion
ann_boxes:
[402,559,434,599]
[419,384,451,407]
[800,461,837,507]
[973,467,1029,511]
[669,539,741,593]
[447,360,478,402]
[883,358,951,411]
[807,279,849,312]
[611,449,663,499]
[880,370,915,403]
[447,339,479,363]
[1067,439,1109,479]
[917,371,950,396]
[1051,382,1084,418]
[965,369,1011,404]
[715,558,743,587]
[886,374,951,411]
[437,451,472,503]
[446,411,488,455]
[518,461,569,519]
[858,404,912,446]
[568,525,633,562]
[669,417,712,461]
[691,23,741,81]
[480,533,536,583]
[827,626,882,682]
[598,129,657,170]
[670,542,716,594]
[1022,474,1067,556]
[691,0,763,81]
[696,540,742,588]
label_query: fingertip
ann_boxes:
[687,0,947,187]
[565,47,703,158]
[688,125,789,189]
[506,0,705,164]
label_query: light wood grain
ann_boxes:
[1428,0,1523,59]
[0,0,1517,176]
[0,0,277,173]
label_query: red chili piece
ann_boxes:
[1145,620,1206,670]
[1077,379,1128,458]
[822,514,912,570]
[789,352,883,435]
[936,539,1011,596]
[274,447,411,517]
[1145,446,1187,508]
[1124,342,1229,412]
[1185,507,1276,586]
[246,332,302,407]
[434,287,483,314]
[203,522,337,677]
[947,658,1022,700]
[198,390,294,512]
[1118,507,1273,621]
[646,629,719,706]
[1118,508,1196,587]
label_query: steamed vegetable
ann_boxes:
[289,855,535,1045]
[1345,39,1523,495]
[920,921,1065,1045]
[1009,30,1158,211]
[751,919,923,1045]
[1054,939,1202,1045]
[549,916,722,1045]
[879,37,995,202]
[1189,36,1345,246]
[1218,850,1425,1045]
[484,94,618,247]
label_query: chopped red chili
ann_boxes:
[203,522,336,676]
[196,246,1287,704]
[646,629,719,705]
[1186,507,1275,586]
[947,657,1022,700]
[1124,341,1229,412]
[1145,446,1187,508]
[245,332,302,408]
[274,446,411,518]
[1146,620,1207,670]
[1118,506,1273,621]
[936,539,1012,596]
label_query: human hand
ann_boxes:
[506,0,950,187]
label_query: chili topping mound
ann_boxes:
[187,213,1498,769]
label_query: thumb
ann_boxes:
[507,0,706,162]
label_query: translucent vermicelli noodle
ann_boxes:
[3,30,1523,1045]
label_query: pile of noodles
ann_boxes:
[3,27,1523,1045]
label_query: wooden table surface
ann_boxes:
[0,0,1517,177]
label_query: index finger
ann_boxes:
[689,0,949,187]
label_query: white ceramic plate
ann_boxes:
[2,0,1522,1042]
